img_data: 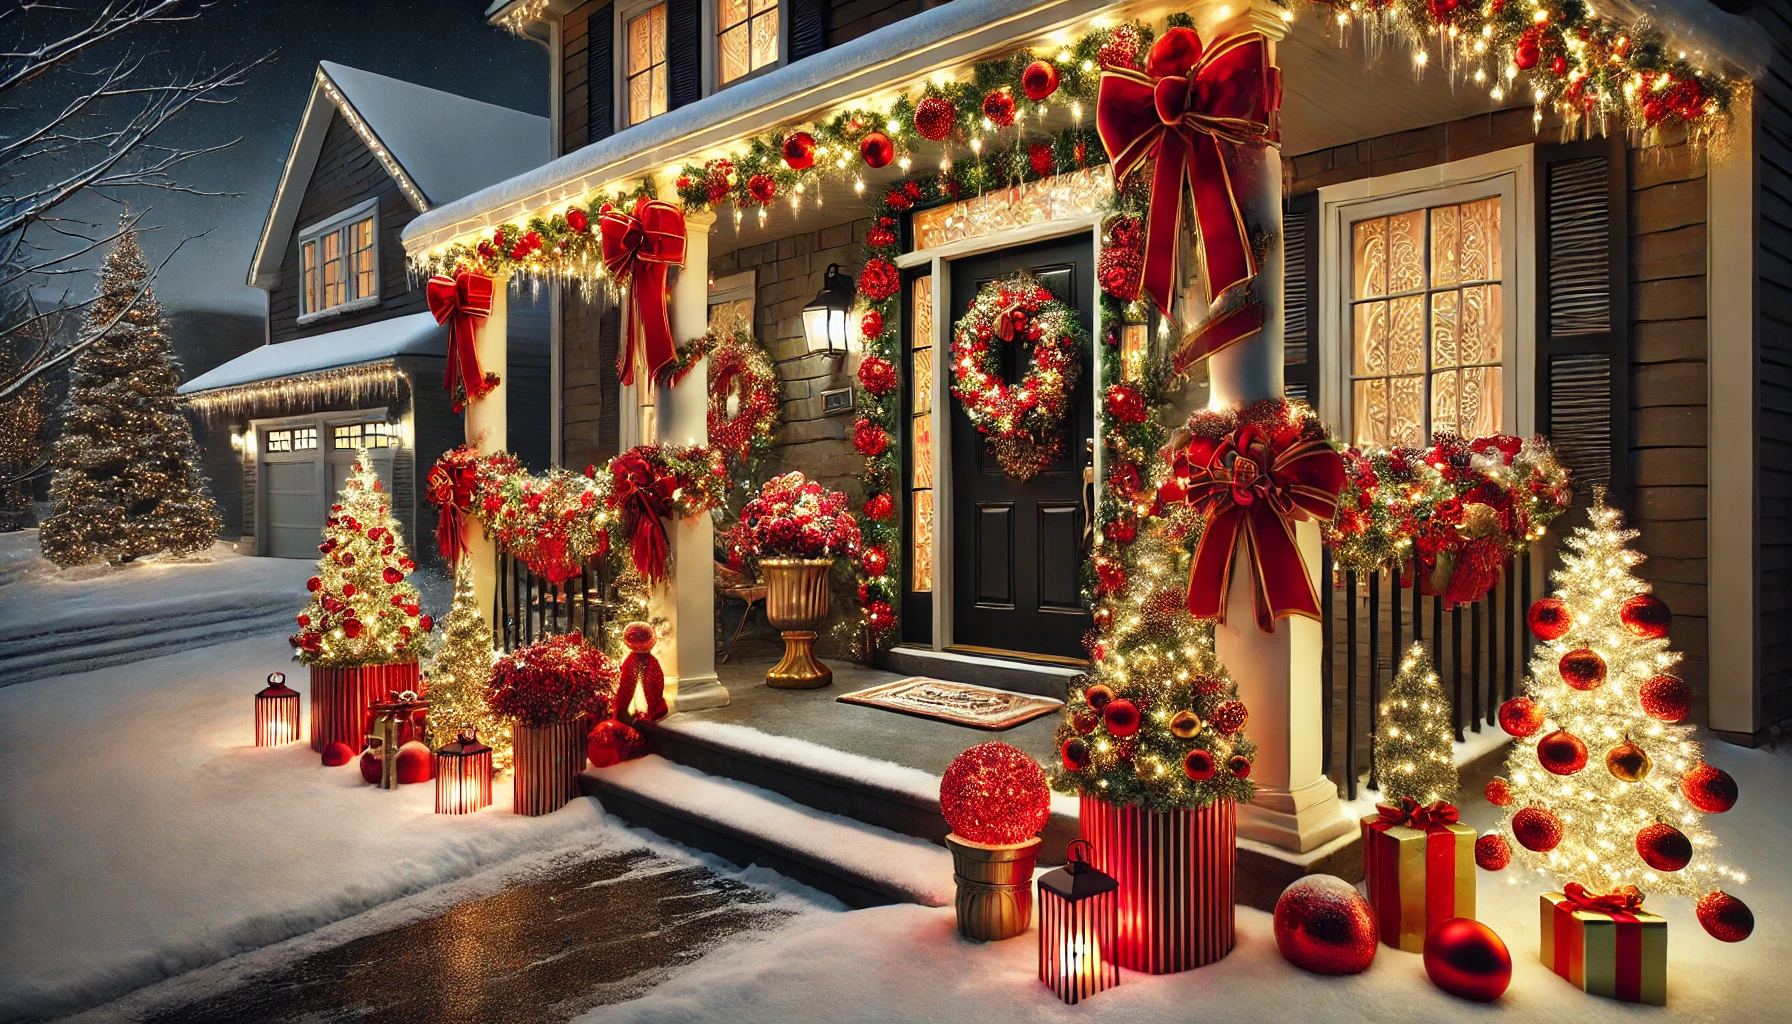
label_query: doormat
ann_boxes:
[837,677,1063,730]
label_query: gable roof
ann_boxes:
[179,312,444,395]
[246,62,548,289]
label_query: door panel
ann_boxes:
[948,234,1094,659]
[264,459,322,559]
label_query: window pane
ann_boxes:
[352,220,375,300]
[1459,197,1500,281]
[1386,210,1426,293]
[1352,217,1386,299]
[322,231,344,308]
[1388,376,1424,446]
[911,347,933,417]
[1431,369,1459,436]
[267,429,291,452]
[720,0,748,28]
[1352,378,1388,447]
[1352,301,1387,376]
[720,24,748,83]
[912,412,932,489]
[911,489,933,593]
[630,74,651,125]
[333,424,360,450]
[1459,366,1503,437]
[750,0,774,14]
[629,10,652,73]
[1430,289,1458,369]
[1388,295,1424,375]
[1460,283,1502,365]
[1430,204,1459,287]
[301,241,317,313]
[751,9,777,71]
[651,63,666,119]
[294,427,317,451]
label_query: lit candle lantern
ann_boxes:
[434,731,493,815]
[255,672,301,747]
[1037,839,1119,1004]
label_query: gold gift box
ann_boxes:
[1361,817,1475,952]
[1539,892,1667,1005]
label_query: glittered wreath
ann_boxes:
[704,328,779,466]
[950,272,1086,480]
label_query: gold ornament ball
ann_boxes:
[1606,738,1652,783]
[1170,709,1203,739]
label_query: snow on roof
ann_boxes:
[178,313,443,394]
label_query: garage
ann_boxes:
[257,415,397,558]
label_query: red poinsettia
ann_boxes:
[857,355,897,396]
[858,258,900,301]
[735,471,861,559]
[485,633,617,728]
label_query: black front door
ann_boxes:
[947,235,1094,661]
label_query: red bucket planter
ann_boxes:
[512,717,588,816]
[1079,795,1236,973]
[309,662,422,753]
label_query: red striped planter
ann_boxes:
[308,662,422,753]
[1079,795,1236,973]
[512,718,588,816]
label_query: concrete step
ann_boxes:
[877,645,1082,700]
[0,605,295,685]
[581,755,956,910]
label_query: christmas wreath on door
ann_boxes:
[950,272,1086,480]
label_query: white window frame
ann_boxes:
[713,0,782,90]
[616,0,669,129]
[297,198,380,324]
[1316,145,1537,445]
[611,0,786,130]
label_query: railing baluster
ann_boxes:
[1521,553,1534,676]
[1505,557,1517,702]
[1344,569,1358,801]
[1367,568,1381,792]
[1471,599,1483,731]
[1451,603,1464,741]
[1321,549,1335,784]
[1412,564,1424,642]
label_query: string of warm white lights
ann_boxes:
[182,362,409,419]
[318,70,430,213]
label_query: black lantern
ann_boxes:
[802,263,856,356]
[1037,839,1119,1004]
[255,672,301,746]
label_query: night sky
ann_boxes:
[34,0,550,319]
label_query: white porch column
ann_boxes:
[464,280,508,625]
[1206,4,1352,853]
[654,209,729,711]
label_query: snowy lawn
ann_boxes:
[0,633,612,1022]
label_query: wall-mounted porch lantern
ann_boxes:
[802,264,856,357]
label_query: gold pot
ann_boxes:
[946,833,1043,941]
[761,557,834,689]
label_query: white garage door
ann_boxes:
[259,418,396,559]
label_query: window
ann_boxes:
[263,426,316,453]
[265,428,292,453]
[626,4,667,126]
[332,422,394,450]
[298,200,378,319]
[718,0,777,85]
[1348,197,1503,446]
[909,275,933,594]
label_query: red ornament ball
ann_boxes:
[1681,762,1738,813]
[395,740,434,784]
[1061,736,1091,771]
[860,131,894,169]
[1559,648,1607,690]
[1102,698,1140,738]
[1513,807,1563,852]
[1637,822,1692,872]
[857,355,897,395]
[1697,891,1754,942]
[781,131,816,170]
[1514,34,1541,71]
[1227,754,1252,780]
[1498,696,1545,738]
[914,95,955,141]
[1083,683,1116,710]
[981,89,1015,127]
[1640,674,1692,723]
[1484,776,1514,807]
[1021,59,1059,100]
[747,173,776,204]
[321,741,355,767]
[1210,701,1249,735]
[1538,729,1589,776]
[1193,674,1225,695]
[939,742,1051,846]
[1028,142,1055,176]
[1072,710,1099,735]
[864,493,894,521]
[860,546,889,577]
[1424,918,1512,1002]
[1475,833,1512,871]
[1273,875,1378,975]
[383,566,403,585]
[306,575,322,592]
[1183,748,1217,781]
[1527,597,1573,641]
[588,718,646,768]
[359,747,383,784]
[860,311,885,340]
[1097,25,1142,71]
[1620,594,1672,639]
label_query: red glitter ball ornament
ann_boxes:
[1637,821,1692,871]
[1697,891,1755,942]
[395,740,434,784]
[1514,30,1541,70]
[864,493,894,520]
[1537,729,1588,775]
[914,95,955,141]
[860,546,888,577]
[1097,236,1144,300]
[1423,918,1512,1002]
[1061,736,1092,771]
[1083,683,1116,710]
[747,173,776,204]
[1183,748,1217,781]
[852,419,888,457]
[383,566,403,584]
[1513,807,1563,852]
[1227,754,1252,779]
[1021,59,1059,100]
[860,310,885,339]
[857,355,897,395]
[1210,701,1248,735]
[981,89,1015,127]
[587,719,646,768]
[860,131,894,169]
[1193,674,1225,695]
[939,741,1051,845]
[1681,762,1738,813]
[1102,698,1140,737]
[1474,833,1512,871]
[1274,875,1378,975]
[1559,648,1607,690]
[1484,777,1514,807]
[321,741,355,767]
[782,131,816,170]
[1527,597,1573,640]
[1097,25,1142,71]
[1028,143,1055,176]
[1620,593,1672,639]
[1640,674,1692,722]
[1497,696,1545,737]
[1072,710,1099,735]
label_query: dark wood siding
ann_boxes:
[826,0,925,44]
[560,1,608,154]
[562,291,621,473]
[269,111,424,343]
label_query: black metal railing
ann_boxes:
[494,551,614,651]
[1321,549,1545,800]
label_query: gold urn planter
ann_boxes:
[761,557,834,689]
[946,833,1043,941]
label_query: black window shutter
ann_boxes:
[788,0,826,62]
[587,4,615,142]
[1536,137,1629,502]
[667,0,701,110]
[1282,190,1320,404]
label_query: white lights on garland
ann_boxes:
[182,362,409,418]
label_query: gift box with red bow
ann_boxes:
[1540,885,1667,1005]
[1361,798,1475,951]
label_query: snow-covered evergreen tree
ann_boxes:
[1374,643,1458,804]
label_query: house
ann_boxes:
[180,62,554,563]
[393,0,1788,905]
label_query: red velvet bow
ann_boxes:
[600,198,687,386]
[996,303,1029,341]
[427,461,477,564]
[1171,420,1343,631]
[610,452,676,583]
[426,271,497,413]
[1097,27,1280,318]
[1564,882,1647,914]
[1375,797,1460,831]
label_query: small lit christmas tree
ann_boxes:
[1374,643,1458,804]
[425,560,509,770]
[1497,492,1746,910]
[41,227,220,564]
[288,449,431,666]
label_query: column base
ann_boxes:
[671,673,730,712]
[1236,773,1353,853]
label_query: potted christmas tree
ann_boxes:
[1492,492,1751,1004]
[729,471,860,689]
[485,632,617,815]
[424,560,508,773]
[289,449,432,753]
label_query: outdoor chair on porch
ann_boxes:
[714,561,765,664]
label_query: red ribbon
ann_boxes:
[1169,420,1344,632]
[427,461,476,564]
[1557,885,1648,1002]
[1097,27,1280,318]
[610,452,676,583]
[1372,797,1460,831]
[426,271,497,412]
[601,198,687,386]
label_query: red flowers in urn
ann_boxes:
[484,633,617,728]
[734,471,862,560]
[858,257,900,301]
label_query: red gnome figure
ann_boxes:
[614,621,668,723]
